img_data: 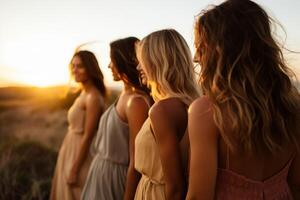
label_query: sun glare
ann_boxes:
[0,36,119,88]
[0,39,72,87]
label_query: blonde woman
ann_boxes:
[134,29,200,200]
[187,0,300,199]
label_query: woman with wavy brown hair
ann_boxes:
[81,37,152,200]
[187,0,300,199]
[50,50,106,200]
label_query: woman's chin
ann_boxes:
[141,79,148,85]
[74,78,82,83]
[112,76,121,81]
[140,76,148,85]
[75,77,89,83]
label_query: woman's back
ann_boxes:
[215,105,300,199]
[187,96,300,199]
[217,113,297,180]
[216,130,296,199]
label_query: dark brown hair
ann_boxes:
[110,37,149,94]
[71,50,107,97]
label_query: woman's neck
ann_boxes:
[81,80,94,92]
[123,82,137,93]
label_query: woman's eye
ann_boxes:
[72,64,84,68]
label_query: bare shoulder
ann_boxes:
[188,96,218,139]
[85,89,104,107]
[149,98,187,130]
[126,95,149,115]
[188,96,213,117]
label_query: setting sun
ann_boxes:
[0,0,299,88]
[1,35,71,87]
[1,37,114,87]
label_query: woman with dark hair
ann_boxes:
[187,0,300,199]
[50,50,106,200]
[81,37,152,200]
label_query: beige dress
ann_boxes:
[134,118,189,200]
[50,94,92,200]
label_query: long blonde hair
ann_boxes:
[138,29,200,105]
[195,0,300,153]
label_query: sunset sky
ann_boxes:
[0,0,299,88]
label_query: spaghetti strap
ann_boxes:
[132,93,152,108]
[226,145,230,169]
[287,151,296,167]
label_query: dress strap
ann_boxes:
[287,151,296,167]
[226,145,230,169]
[133,93,152,108]
[113,95,120,106]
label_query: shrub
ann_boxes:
[0,140,57,200]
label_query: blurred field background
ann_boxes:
[0,86,119,200]
[0,83,299,199]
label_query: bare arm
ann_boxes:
[124,96,149,200]
[186,97,218,200]
[288,146,300,199]
[67,93,104,185]
[150,100,187,200]
[288,108,300,199]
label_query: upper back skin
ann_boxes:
[217,104,300,181]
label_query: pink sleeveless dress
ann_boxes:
[215,153,295,200]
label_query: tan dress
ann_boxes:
[50,94,92,200]
[134,118,189,200]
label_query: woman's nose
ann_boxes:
[193,52,200,63]
[72,66,77,73]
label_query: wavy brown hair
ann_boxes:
[110,37,150,94]
[71,50,107,98]
[195,0,300,153]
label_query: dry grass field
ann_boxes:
[0,86,119,199]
